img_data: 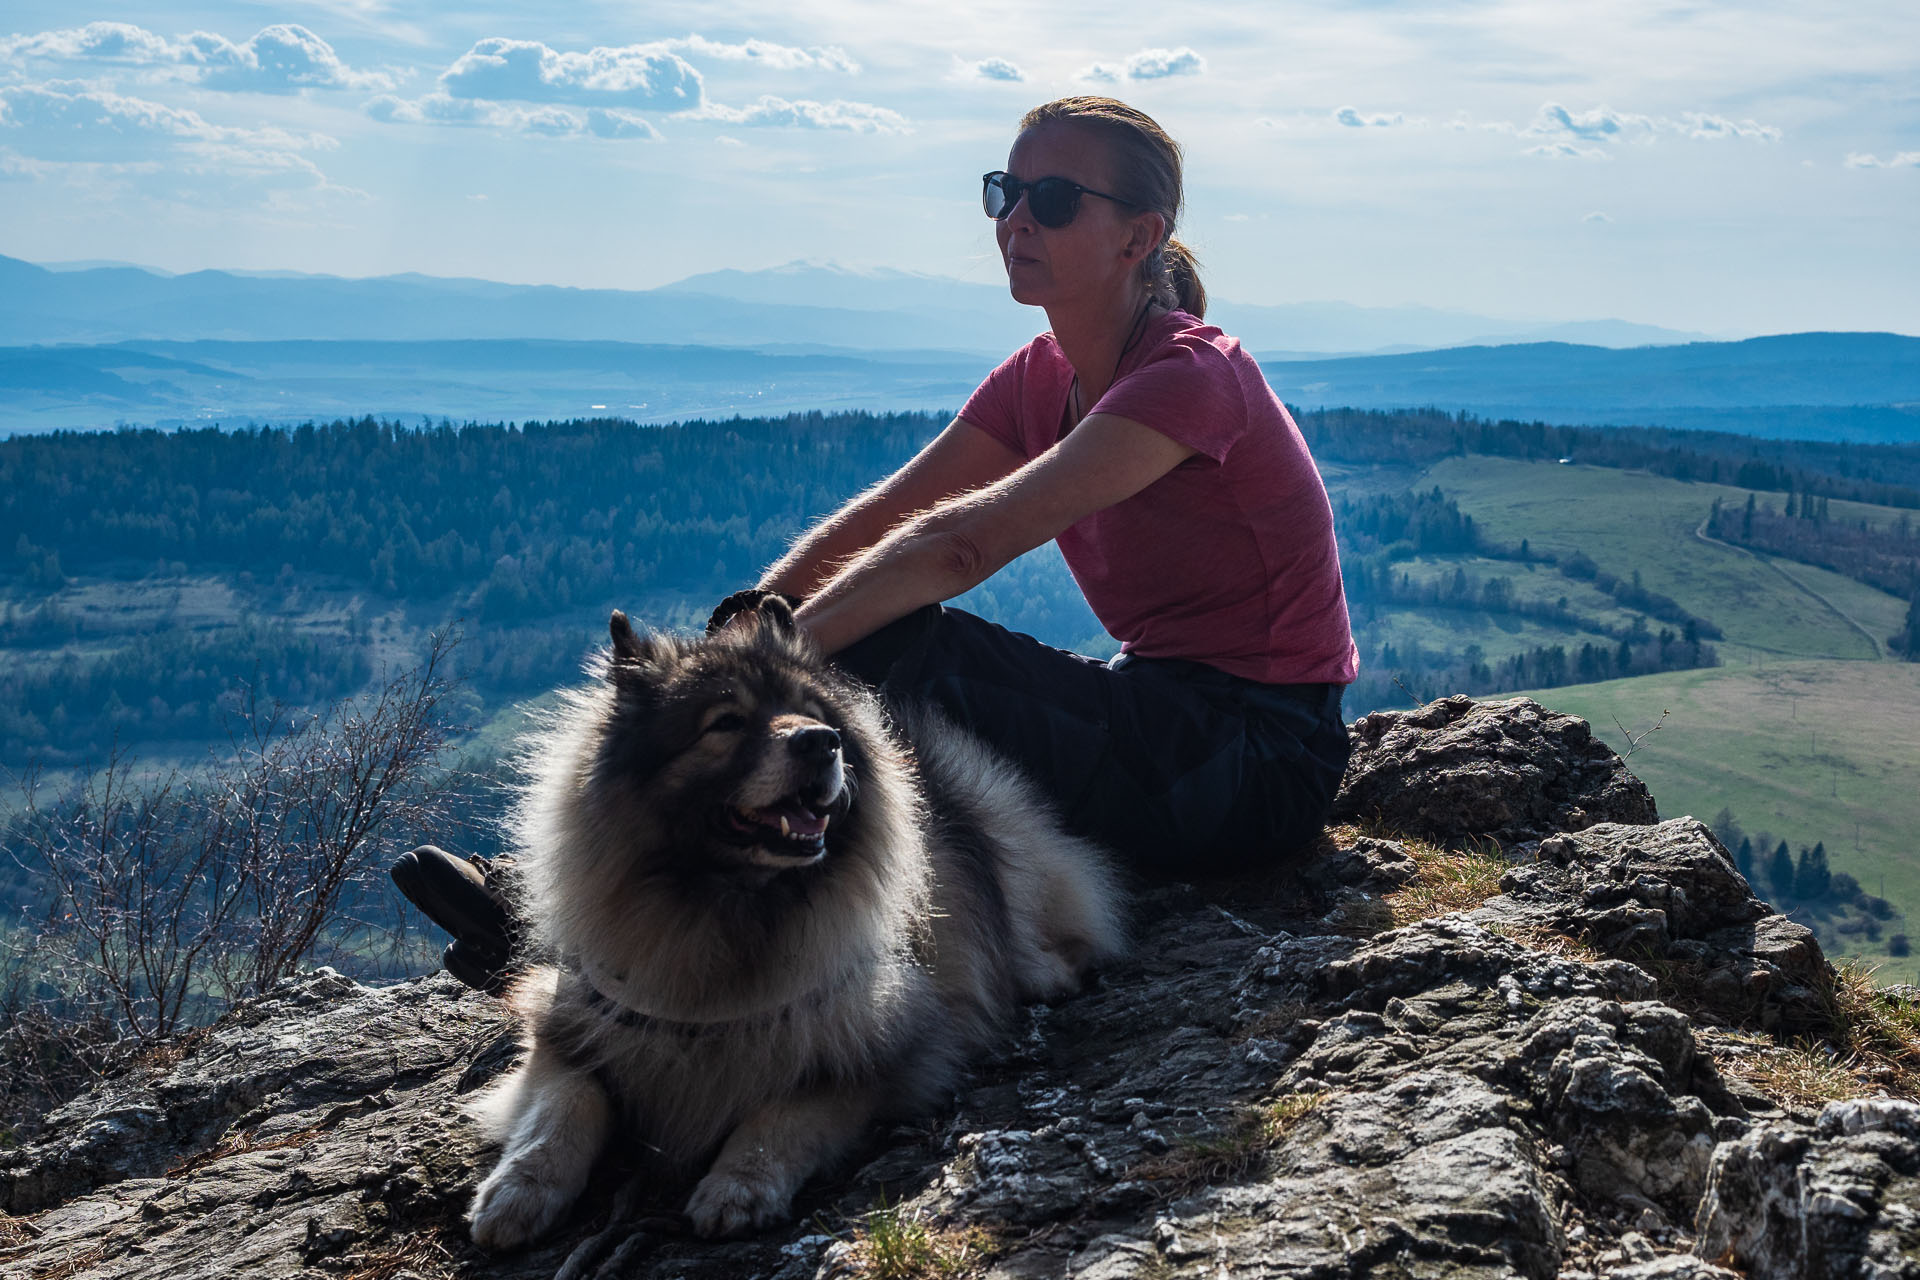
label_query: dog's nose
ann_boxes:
[788,726,840,760]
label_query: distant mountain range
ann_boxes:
[2,332,1916,443]
[2,254,1713,356]
[2,253,1915,443]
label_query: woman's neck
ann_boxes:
[1047,285,1157,410]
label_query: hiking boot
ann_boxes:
[391,845,522,993]
[442,938,516,997]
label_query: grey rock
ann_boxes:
[1694,1099,1920,1279]
[3,698,1906,1280]
[1487,819,1830,1033]
[1332,695,1659,845]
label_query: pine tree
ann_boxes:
[1767,840,1795,902]
[1736,837,1754,882]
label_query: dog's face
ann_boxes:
[591,606,867,878]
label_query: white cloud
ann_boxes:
[1124,47,1205,79]
[364,92,662,141]
[0,83,327,160]
[1526,102,1655,143]
[586,108,661,140]
[669,36,856,74]
[1525,141,1613,160]
[964,57,1025,83]
[0,146,45,180]
[1845,151,1920,168]
[683,95,909,133]
[0,21,393,93]
[1078,47,1206,83]
[1334,106,1404,128]
[0,21,178,64]
[0,81,356,204]
[438,38,701,109]
[1679,112,1782,142]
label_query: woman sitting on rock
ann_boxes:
[398,95,1358,991]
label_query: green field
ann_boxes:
[1424,457,1909,662]
[1525,660,1920,977]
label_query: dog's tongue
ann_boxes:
[755,799,828,838]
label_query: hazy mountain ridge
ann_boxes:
[3,330,1916,443]
[3,254,1714,355]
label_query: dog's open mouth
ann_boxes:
[721,796,832,861]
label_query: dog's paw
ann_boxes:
[685,1165,794,1238]
[468,1161,575,1251]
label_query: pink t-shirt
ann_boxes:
[958,310,1359,686]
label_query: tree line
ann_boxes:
[1297,408,1920,509]
[1708,808,1904,952]
[1704,493,1920,659]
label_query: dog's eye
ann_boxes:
[704,712,748,735]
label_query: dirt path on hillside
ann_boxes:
[1694,516,1885,660]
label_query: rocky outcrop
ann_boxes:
[1333,695,1659,845]
[2,696,1913,1279]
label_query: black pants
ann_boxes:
[835,606,1351,877]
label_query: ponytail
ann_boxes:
[1156,237,1206,320]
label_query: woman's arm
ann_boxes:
[758,419,1026,598]
[795,413,1197,654]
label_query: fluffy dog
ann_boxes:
[467,600,1124,1246]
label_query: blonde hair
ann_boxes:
[1018,96,1206,319]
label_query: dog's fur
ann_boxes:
[466,602,1125,1246]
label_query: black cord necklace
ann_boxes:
[1070,296,1158,427]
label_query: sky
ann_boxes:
[0,2,1915,337]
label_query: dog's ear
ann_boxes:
[753,594,796,634]
[610,610,645,661]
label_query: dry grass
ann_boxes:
[1134,1091,1331,1198]
[1717,1040,1869,1108]
[19,1242,109,1280]
[165,1124,324,1180]
[1816,960,1920,1098]
[1236,1000,1315,1044]
[0,1213,40,1268]
[1702,961,1920,1107]
[1385,838,1510,926]
[842,1195,999,1280]
[342,1230,462,1280]
[1486,922,1605,964]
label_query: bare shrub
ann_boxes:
[0,632,465,1135]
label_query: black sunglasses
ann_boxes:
[982,171,1134,228]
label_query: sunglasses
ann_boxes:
[981,171,1135,228]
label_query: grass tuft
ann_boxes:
[341,1230,462,1280]
[1703,960,1920,1107]
[1486,922,1605,964]
[844,1193,998,1280]
[1386,838,1510,926]
[1715,1037,1868,1108]
[165,1123,325,1180]
[1134,1091,1331,1197]
[1818,960,1920,1094]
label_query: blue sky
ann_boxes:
[1,2,1915,336]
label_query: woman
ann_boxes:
[747,95,1355,873]
[397,96,1356,988]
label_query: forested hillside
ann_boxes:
[7,406,1918,768]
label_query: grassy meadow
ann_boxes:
[1431,457,1918,974]
[1524,660,1920,978]
[1424,457,1908,662]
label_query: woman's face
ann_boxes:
[997,120,1156,312]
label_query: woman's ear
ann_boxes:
[1123,210,1167,263]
